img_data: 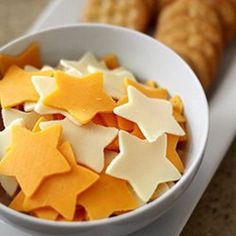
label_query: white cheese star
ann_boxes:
[60,52,136,99]
[0,119,23,196]
[114,86,185,142]
[31,76,80,125]
[23,65,55,112]
[106,131,181,202]
[87,66,136,99]
[40,118,118,172]
[59,52,107,75]
[2,109,40,130]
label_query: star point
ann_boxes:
[40,118,118,172]
[23,142,99,220]
[0,125,71,196]
[114,86,185,142]
[106,131,181,202]
[0,43,41,76]
[43,71,116,124]
[0,65,52,108]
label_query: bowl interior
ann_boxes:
[0,24,208,227]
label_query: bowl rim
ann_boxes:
[0,23,209,228]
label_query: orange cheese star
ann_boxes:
[33,207,58,221]
[0,43,41,76]
[9,191,25,212]
[170,96,186,123]
[43,71,116,124]
[102,54,119,70]
[77,152,139,220]
[99,112,118,128]
[23,142,99,220]
[0,65,52,108]
[77,171,140,220]
[131,124,145,139]
[9,191,58,220]
[57,206,86,222]
[125,79,169,99]
[167,135,184,173]
[145,80,158,88]
[0,125,70,196]
[32,116,53,132]
[116,97,135,132]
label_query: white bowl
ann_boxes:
[0,24,208,236]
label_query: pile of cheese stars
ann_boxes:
[0,43,186,221]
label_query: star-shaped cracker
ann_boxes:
[31,75,79,125]
[0,125,71,196]
[43,71,116,124]
[2,108,40,130]
[106,131,181,202]
[23,142,99,220]
[77,151,139,220]
[40,118,118,172]
[0,65,52,108]
[114,86,185,142]
[0,43,41,76]
[0,119,24,196]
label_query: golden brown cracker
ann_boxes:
[160,40,211,90]
[82,0,150,32]
[207,0,236,42]
[156,16,224,54]
[158,32,220,78]
[157,0,176,12]
[158,0,222,33]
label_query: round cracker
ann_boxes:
[82,0,150,32]
[160,40,212,90]
[156,16,224,54]
[157,32,220,79]
[207,0,236,42]
[158,0,223,32]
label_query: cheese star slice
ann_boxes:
[77,151,140,220]
[0,43,41,76]
[106,131,181,202]
[124,79,169,99]
[2,108,40,130]
[114,86,185,142]
[31,75,79,125]
[43,71,116,124]
[0,119,24,197]
[150,183,170,201]
[0,66,52,108]
[167,135,184,173]
[9,191,58,221]
[32,207,58,221]
[23,142,99,220]
[0,125,71,196]
[59,52,107,75]
[88,66,137,99]
[40,118,118,172]
[23,65,55,112]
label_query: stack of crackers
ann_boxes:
[82,0,236,91]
